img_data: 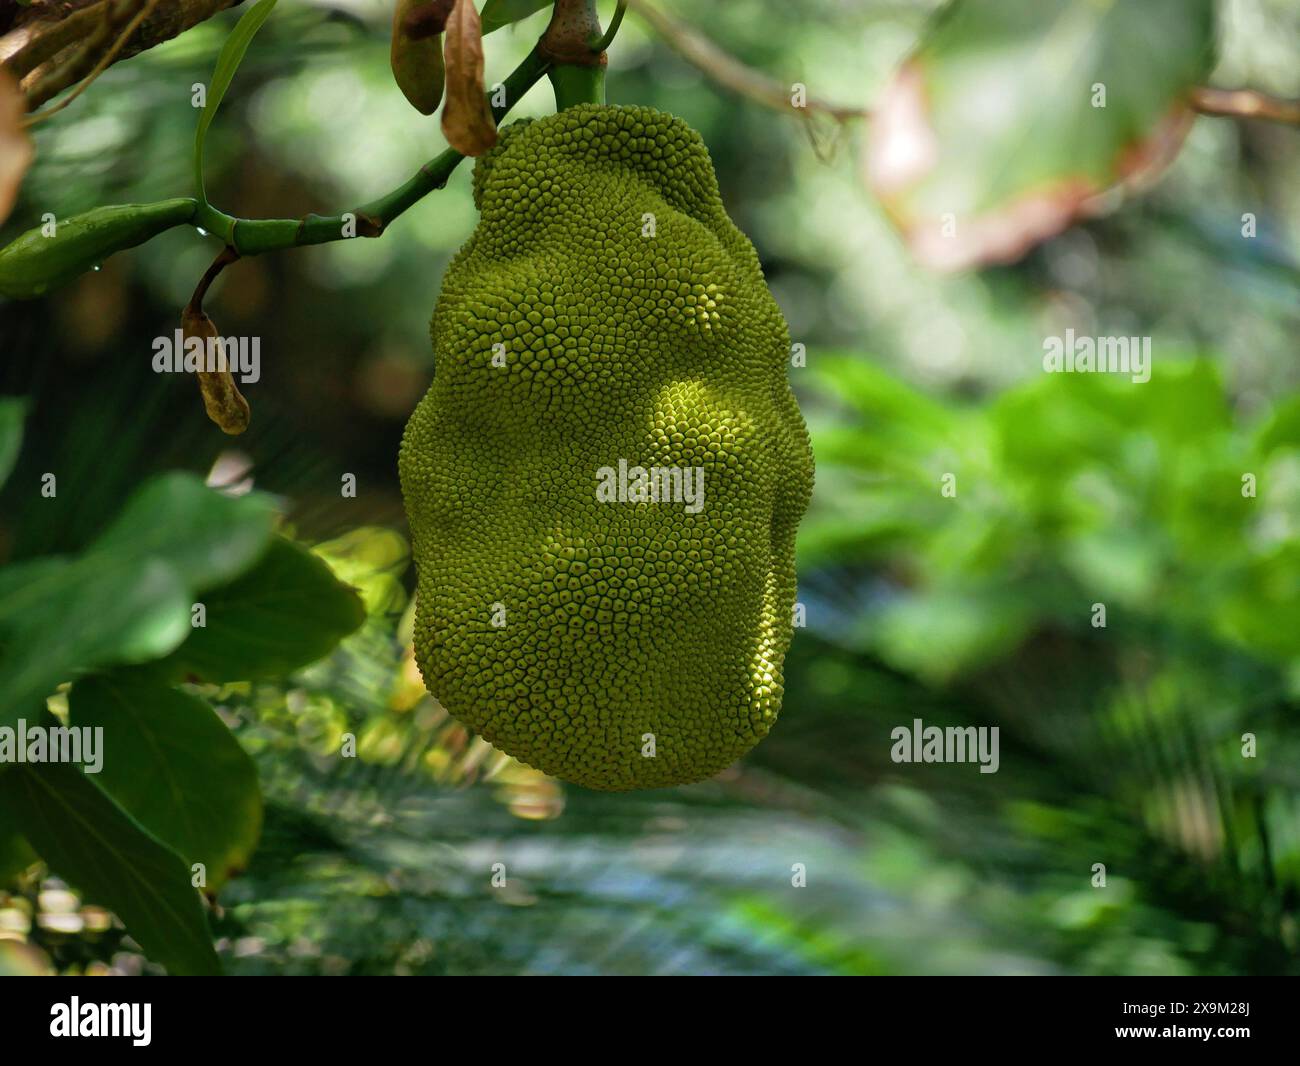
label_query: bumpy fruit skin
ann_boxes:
[400,104,813,790]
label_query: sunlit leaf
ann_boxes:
[0,474,276,728]
[160,537,367,682]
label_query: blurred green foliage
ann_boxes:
[804,357,1300,677]
[1,0,1298,975]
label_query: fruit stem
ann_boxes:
[548,63,606,110]
[541,0,607,110]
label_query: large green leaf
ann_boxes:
[89,474,274,585]
[0,474,275,729]
[162,537,367,682]
[866,0,1217,270]
[481,0,553,35]
[69,673,262,892]
[194,0,279,203]
[0,760,221,975]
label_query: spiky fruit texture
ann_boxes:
[400,104,813,790]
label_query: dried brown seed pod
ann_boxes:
[183,304,250,435]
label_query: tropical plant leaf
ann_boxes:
[88,474,275,584]
[0,759,221,975]
[69,673,263,892]
[194,0,280,203]
[0,473,276,729]
[160,536,366,682]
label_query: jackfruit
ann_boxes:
[399,104,813,790]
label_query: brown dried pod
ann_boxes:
[183,304,250,435]
[441,0,497,156]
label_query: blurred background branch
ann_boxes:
[632,0,1300,133]
[20,0,163,127]
[628,0,868,123]
[0,0,241,109]
[1192,85,1300,125]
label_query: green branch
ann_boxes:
[199,45,552,257]
[548,62,606,110]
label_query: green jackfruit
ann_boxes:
[400,104,813,790]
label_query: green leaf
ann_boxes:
[0,474,276,729]
[0,396,24,489]
[69,674,262,892]
[194,0,279,204]
[481,0,553,35]
[90,474,275,587]
[162,536,366,682]
[867,0,1217,270]
[0,760,221,975]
